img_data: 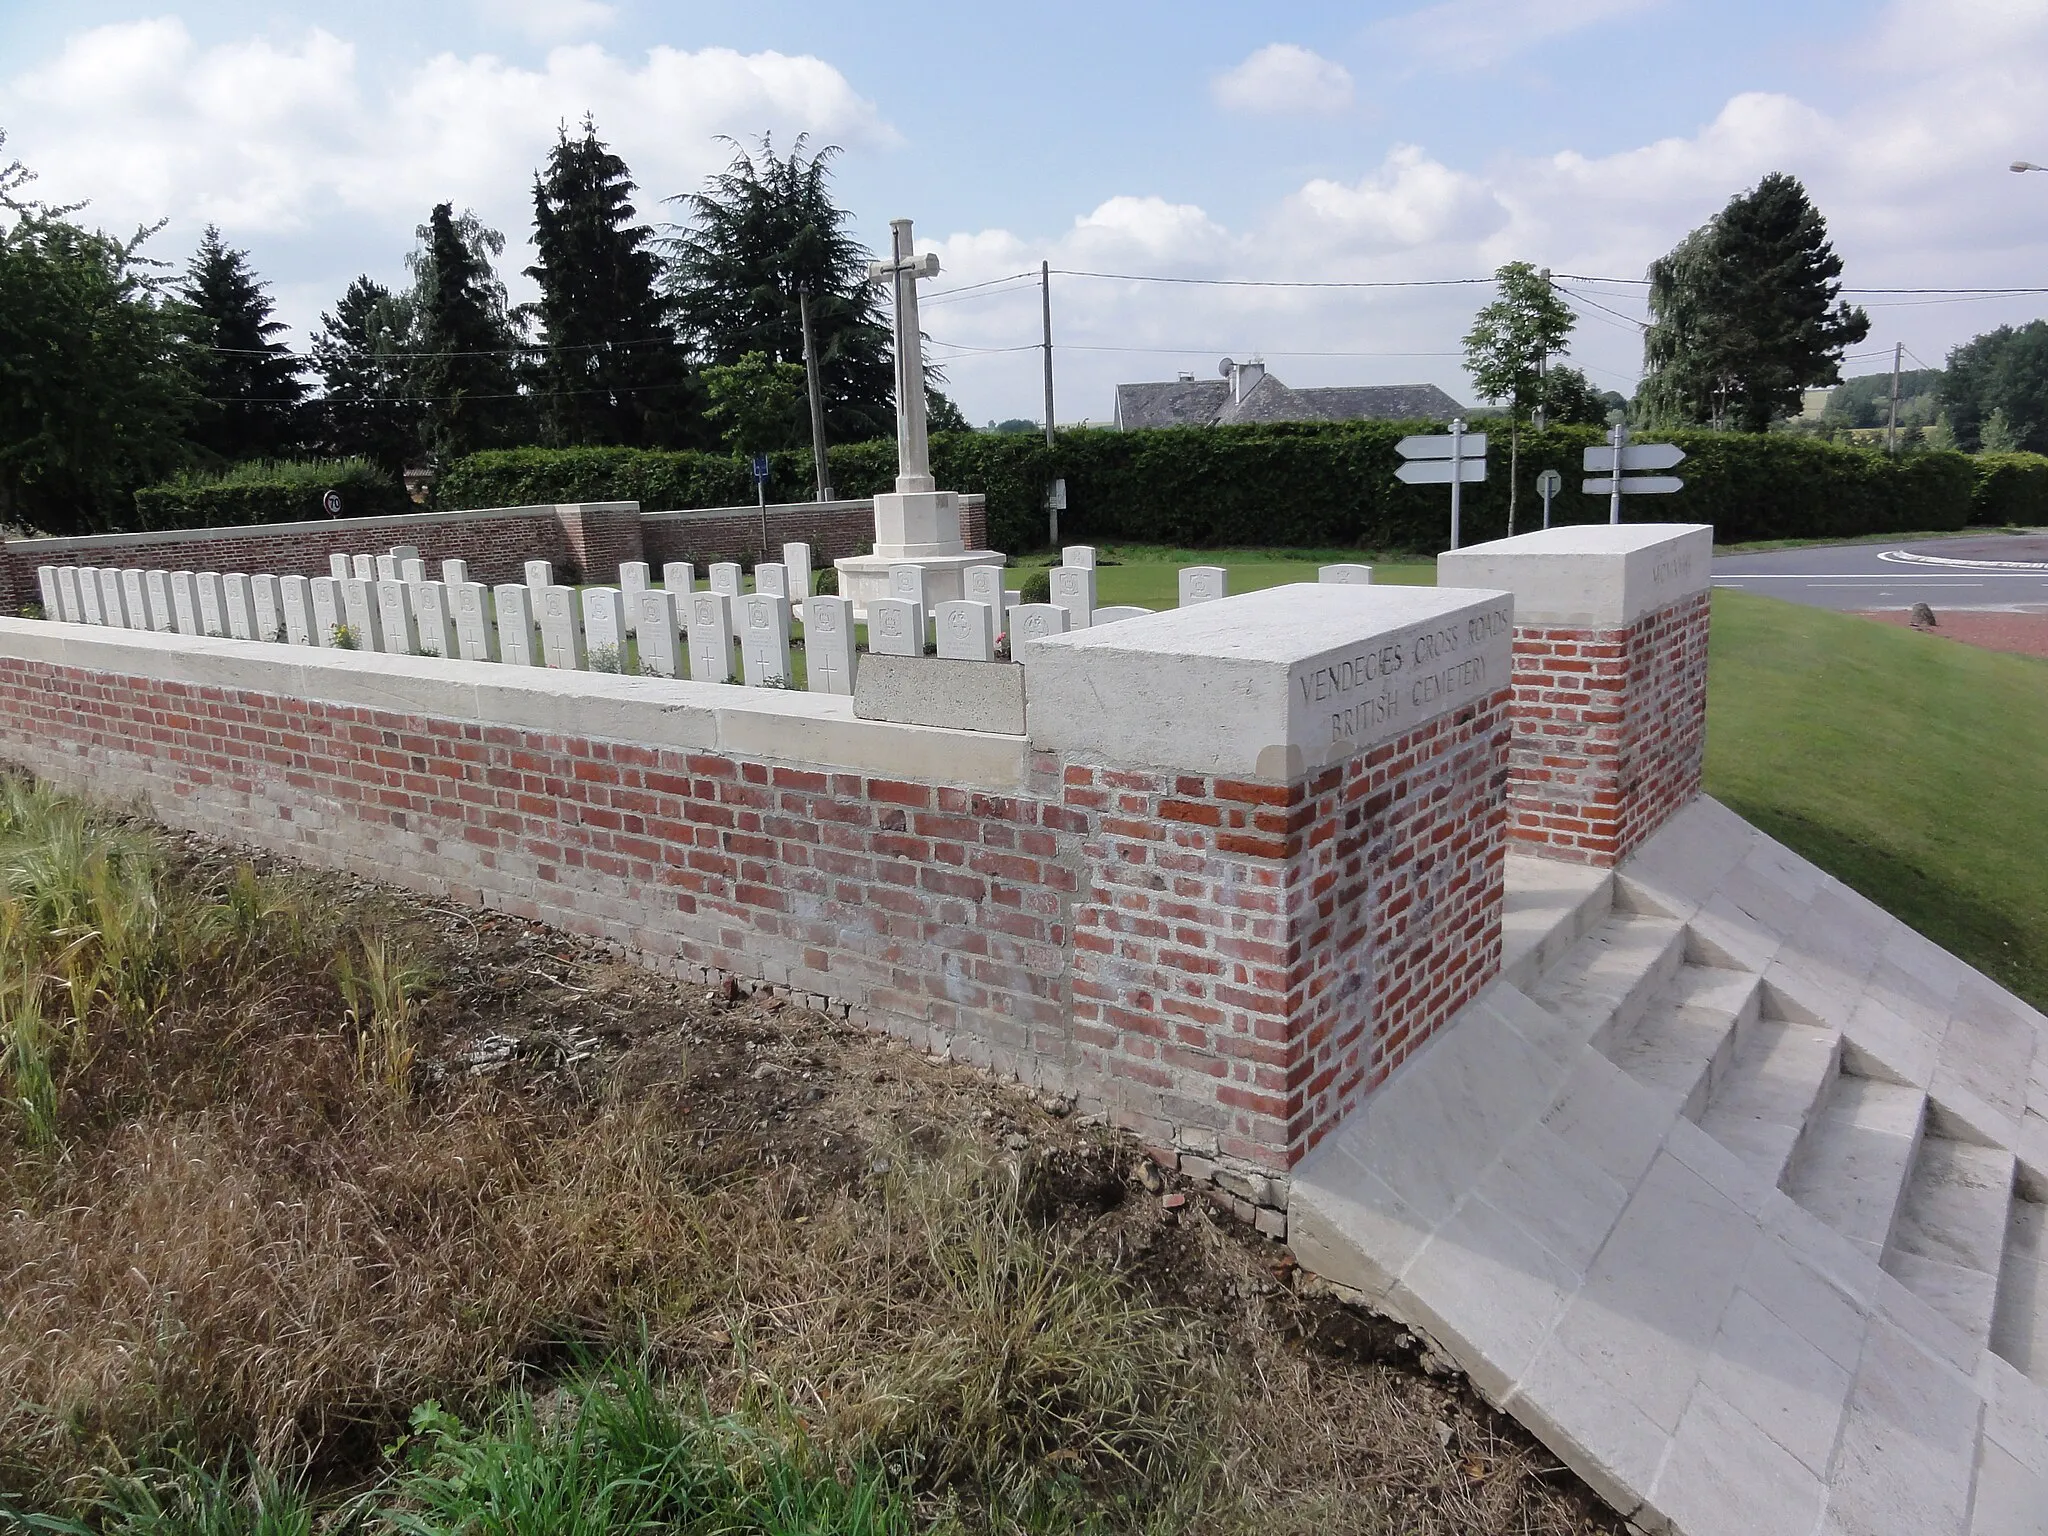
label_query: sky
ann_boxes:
[3,0,2047,426]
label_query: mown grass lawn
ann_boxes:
[1703,589,2048,1010]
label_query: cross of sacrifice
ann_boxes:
[867,218,941,495]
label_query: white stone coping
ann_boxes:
[9,504,567,557]
[639,493,983,525]
[0,617,1031,791]
[1022,582,1514,781]
[1436,522,1712,629]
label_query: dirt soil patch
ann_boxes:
[1856,607,2048,659]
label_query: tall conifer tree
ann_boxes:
[527,118,691,447]
[180,226,307,462]
[309,275,417,472]
[409,204,523,461]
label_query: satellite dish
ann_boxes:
[1218,357,1235,378]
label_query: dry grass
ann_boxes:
[0,778,1617,1534]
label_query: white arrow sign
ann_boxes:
[1396,458,1488,485]
[1583,475,1685,496]
[1582,443,1685,472]
[1399,432,1489,459]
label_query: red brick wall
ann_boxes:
[552,503,644,583]
[640,496,989,571]
[1062,687,1511,1176]
[1505,590,1711,866]
[0,643,1507,1196]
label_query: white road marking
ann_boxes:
[1876,550,2048,571]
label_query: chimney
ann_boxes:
[1224,358,1266,403]
[1177,370,1195,383]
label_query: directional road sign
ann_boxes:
[1581,443,1684,473]
[1584,475,1685,496]
[1395,422,1488,548]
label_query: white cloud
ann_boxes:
[482,0,618,43]
[1377,0,1657,71]
[0,20,893,242]
[1212,43,1354,115]
[1284,145,1507,254]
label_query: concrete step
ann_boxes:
[1882,1133,2016,1346]
[1695,1016,1842,1187]
[1527,911,1689,1054]
[1501,856,1614,991]
[1992,1194,2048,1387]
[1782,1075,1928,1263]
[1602,963,1763,1120]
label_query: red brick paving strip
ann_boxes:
[1855,609,2048,661]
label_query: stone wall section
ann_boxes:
[1065,687,1510,1181]
[1506,590,1710,865]
[640,497,989,572]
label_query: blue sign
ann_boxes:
[751,454,770,483]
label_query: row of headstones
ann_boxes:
[33,544,858,693]
[1007,546,1377,645]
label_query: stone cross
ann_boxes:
[868,217,941,494]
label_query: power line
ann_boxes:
[1049,268,1495,290]
[1554,271,2048,297]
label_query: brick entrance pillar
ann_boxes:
[552,502,644,584]
[1438,523,1712,868]
[1024,582,1515,1180]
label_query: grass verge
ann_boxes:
[1704,589,2048,1009]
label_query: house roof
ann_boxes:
[1113,374,1465,430]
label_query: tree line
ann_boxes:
[0,123,966,534]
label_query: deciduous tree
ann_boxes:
[1464,261,1576,524]
[409,204,525,462]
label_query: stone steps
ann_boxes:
[1602,962,1762,1119]
[1499,856,1614,991]
[1527,911,1689,1054]
[1783,1074,1928,1264]
[1883,1132,2017,1346]
[1992,1195,2048,1386]
[1694,1015,1842,1188]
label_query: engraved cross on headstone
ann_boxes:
[868,217,941,495]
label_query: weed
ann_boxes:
[330,625,358,651]
[587,642,622,674]
[334,929,430,1101]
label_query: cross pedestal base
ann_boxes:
[834,550,1007,619]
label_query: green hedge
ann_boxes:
[440,426,1979,554]
[133,459,412,531]
[1971,453,2048,527]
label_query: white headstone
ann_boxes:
[708,561,743,600]
[524,560,554,593]
[662,561,696,597]
[1061,545,1097,570]
[867,596,924,657]
[537,584,585,669]
[1178,566,1228,606]
[339,577,384,650]
[121,569,149,630]
[170,572,201,634]
[279,575,315,645]
[224,573,256,639]
[1009,602,1071,657]
[196,573,227,636]
[441,558,469,587]
[399,558,426,585]
[144,570,175,631]
[583,587,628,671]
[97,568,128,627]
[886,563,927,609]
[329,553,352,581]
[935,599,997,662]
[252,574,282,641]
[375,554,400,582]
[754,562,789,600]
[687,590,735,683]
[390,544,421,567]
[54,567,82,623]
[1319,563,1375,585]
[782,542,813,601]
[635,589,682,677]
[494,584,541,666]
[963,564,1005,608]
[453,582,498,662]
[802,594,857,695]
[412,581,459,659]
[77,568,105,625]
[374,579,416,654]
[35,566,58,617]
[617,561,650,635]
[1093,605,1155,624]
[309,577,342,647]
[351,554,376,581]
[1049,566,1095,629]
[738,593,793,686]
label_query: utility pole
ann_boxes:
[799,287,833,501]
[1886,341,1903,456]
[1040,261,1056,448]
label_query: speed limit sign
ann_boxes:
[321,490,343,517]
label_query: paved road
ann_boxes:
[1713,530,2048,611]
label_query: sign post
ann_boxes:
[753,453,772,557]
[1582,426,1685,522]
[1536,468,1561,530]
[1395,419,1489,550]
